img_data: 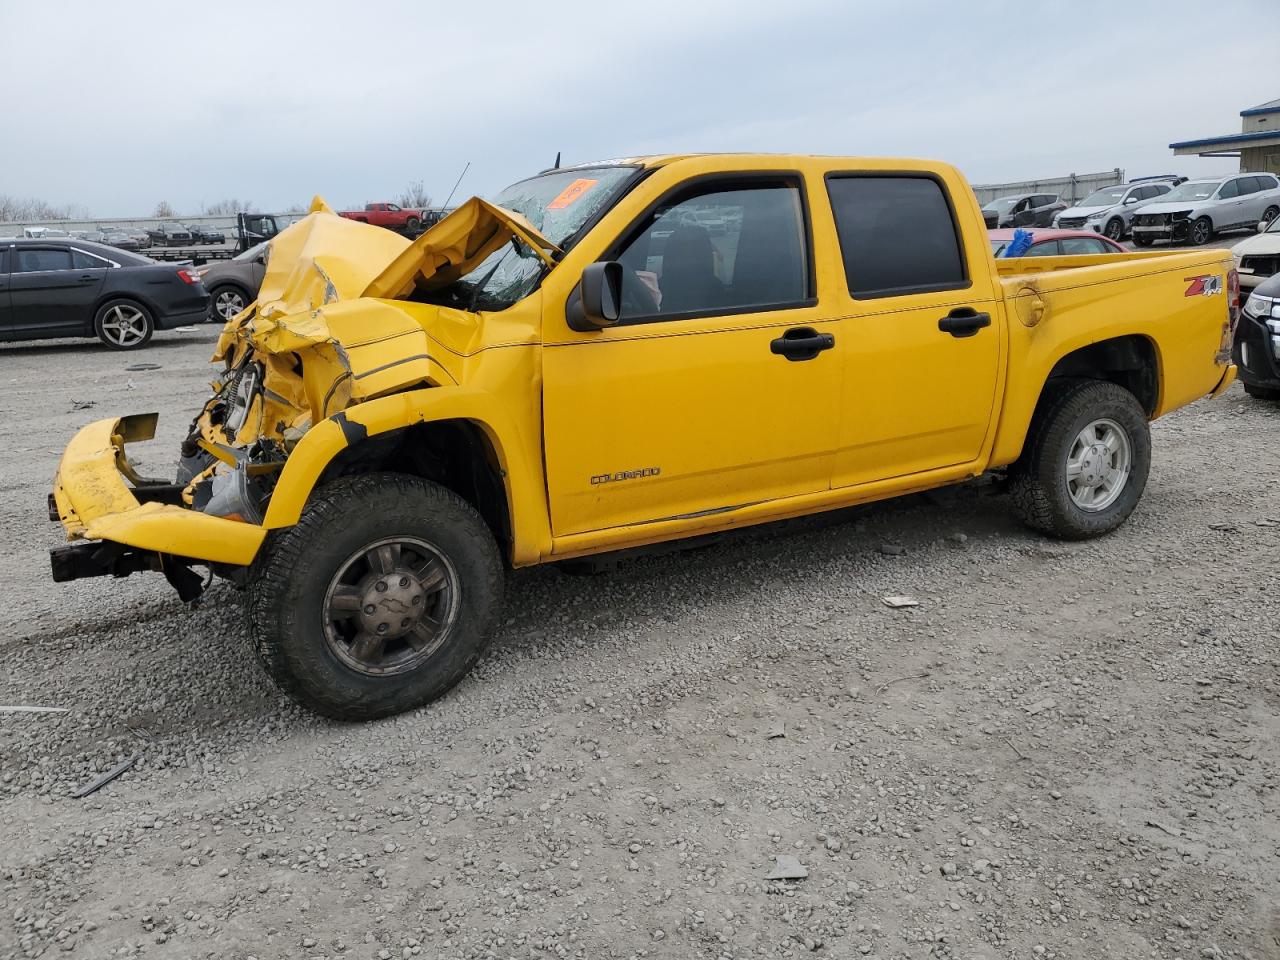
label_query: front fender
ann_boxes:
[261,387,548,565]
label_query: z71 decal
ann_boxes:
[1184,275,1223,298]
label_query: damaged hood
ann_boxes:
[207,195,560,444]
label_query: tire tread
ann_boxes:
[247,473,503,720]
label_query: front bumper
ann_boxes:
[1131,220,1190,242]
[1233,312,1280,389]
[50,414,266,577]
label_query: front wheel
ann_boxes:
[1190,217,1213,246]
[1132,233,1154,247]
[1104,217,1125,241]
[94,299,154,349]
[248,474,504,720]
[404,216,421,232]
[1009,380,1151,540]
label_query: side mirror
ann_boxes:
[566,261,623,332]
[1259,220,1270,233]
[1124,196,1138,204]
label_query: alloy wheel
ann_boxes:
[1065,418,1132,512]
[214,290,246,319]
[99,304,150,347]
[321,536,460,677]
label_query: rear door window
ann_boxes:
[826,175,967,298]
[15,247,73,272]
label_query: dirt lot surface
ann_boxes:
[1,328,1278,960]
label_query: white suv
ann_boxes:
[1130,173,1280,246]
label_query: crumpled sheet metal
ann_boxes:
[363,196,561,300]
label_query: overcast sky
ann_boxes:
[2,0,1273,217]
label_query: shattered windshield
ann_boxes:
[431,165,638,312]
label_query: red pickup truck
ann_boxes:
[338,202,424,232]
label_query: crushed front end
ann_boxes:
[47,196,558,600]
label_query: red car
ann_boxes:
[338,202,425,232]
[988,228,1126,258]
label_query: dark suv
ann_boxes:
[147,222,193,247]
[1235,271,1280,401]
[981,193,1068,229]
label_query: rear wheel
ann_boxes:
[248,474,504,720]
[1104,217,1125,241]
[1010,380,1151,540]
[1243,381,1280,402]
[94,299,154,350]
[1190,217,1213,246]
[1262,206,1280,227]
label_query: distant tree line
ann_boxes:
[1,185,431,223]
[0,195,90,222]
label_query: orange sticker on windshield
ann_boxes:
[547,178,598,210]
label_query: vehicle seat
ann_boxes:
[730,194,806,306]
[659,226,723,314]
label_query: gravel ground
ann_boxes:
[1,327,1278,960]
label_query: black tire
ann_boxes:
[1009,380,1151,540]
[93,298,154,350]
[1104,217,1125,241]
[1262,206,1280,227]
[248,473,504,720]
[405,216,421,232]
[1190,217,1213,246]
[208,284,249,323]
[1132,233,1154,247]
[1243,381,1280,402]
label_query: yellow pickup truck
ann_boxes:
[48,155,1239,719]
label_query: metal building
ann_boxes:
[1169,98,1280,175]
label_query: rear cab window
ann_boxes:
[825,175,968,298]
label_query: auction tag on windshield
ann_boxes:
[548,178,598,210]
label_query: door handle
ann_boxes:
[78,274,97,282]
[770,327,835,361]
[938,307,991,338]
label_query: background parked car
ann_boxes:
[189,224,227,244]
[0,238,208,349]
[1054,180,1175,240]
[1130,173,1280,246]
[101,228,144,252]
[197,241,268,321]
[988,228,1126,258]
[1233,270,1280,401]
[147,222,194,247]
[1230,214,1280,290]
[981,193,1068,229]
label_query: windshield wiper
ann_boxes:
[466,248,512,312]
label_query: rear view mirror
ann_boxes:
[566,261,623,332]
[1124,196,1138,204]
